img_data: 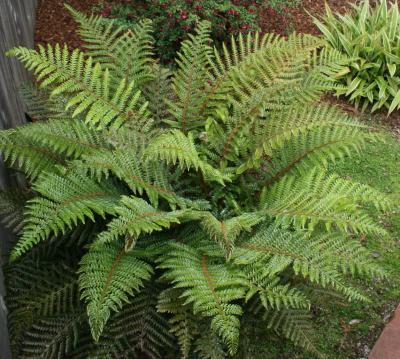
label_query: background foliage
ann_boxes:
[95,0,300,62]
[314,0,400,114]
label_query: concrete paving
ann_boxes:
[369,305,400,359]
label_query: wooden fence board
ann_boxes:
[0,1,37,357]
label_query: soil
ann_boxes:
[259,0,352,36]
[34,0,103,49]
[35,0,353,48]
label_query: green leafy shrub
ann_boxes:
[96,0,304,62]
[1,6,393,358]
[314,0,400,113]
[95,0,262,62]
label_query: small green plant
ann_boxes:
[314,0,400,114]
[0,5,393,358]
[268,0,301,12]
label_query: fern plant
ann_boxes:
[0,5,393,358]
[314,0,400,113]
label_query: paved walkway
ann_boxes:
[369,305,400,359]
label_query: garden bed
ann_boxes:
[35,0,351,49]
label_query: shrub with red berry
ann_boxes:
[97,0,263,63]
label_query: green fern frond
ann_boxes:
[16,118,110,159]
[5,259,82,355]
[66,4,155,88]
[261,169,388,235]
[158,288,198,358]
[307,232,386,278]
[10,263,80,317]
[7,44,150,130]
[97,196,189,248]
[166,21,213,132]
[194,330,227,359]
[103,283,175,358]
[20,314,85,359]
[0,187,31,233]
[79,240,153,341]
[244,274,311,311]
[145,129,228,184]
[238,103,373,173]
[20,83,67,120]
[234,223,369,302]
[159,242,246,355]
[264,309,323,358]
[144,64,173,125]
[260,121,379,185]
[0,127,66,179]
[200,212,264,258]
[74,140,178,207]
[11,172,122,259]
[206,36,335,164]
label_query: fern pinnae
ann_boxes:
[0,128,66,179]
[20,313,85,358]
[8,45,150,130]
[0,187,32,233]
[79,240,153,341]
[10,173,122,260]
[97,196,189,245]
[159,242,245,355]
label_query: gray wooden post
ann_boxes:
[0,1,37,357]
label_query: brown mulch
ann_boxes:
[34,0,103,49]
[35,0,353,49]
[259,0,351,36]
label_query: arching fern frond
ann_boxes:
[259,118,380,185]
[16,118,110,159]
[20,83,67,120]
[11,172,122,259]
[244,275,311,311]
[261,169,389,235]
[194,329,227,359]
[7,45,150,130]
[0,187,32,233]
[66,5,155,88]
[264,309,322,358]
[79,240,153,341]
[102,283,175,359]
[0,127,66,179]
[5,259,82,356]
[19,313,85,359]
[97,196,189,247]
[158,288,198,358]
[158,242,246,355]
[238,103,374,173]
[234,223,370,302]
[74,139,177,207]
[145,129,228,184]
[166,21,213,132]
[143,64,173,125]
